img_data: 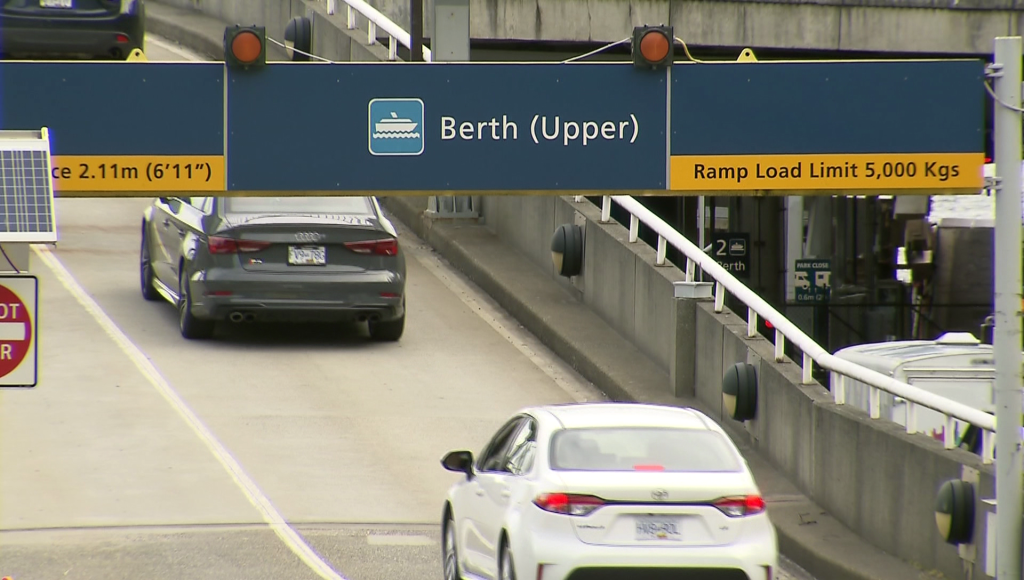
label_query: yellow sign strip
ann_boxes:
[50,155,225,192]
[670,153,984,192]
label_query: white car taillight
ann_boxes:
[712,494,767,517]
[532,493,605,516]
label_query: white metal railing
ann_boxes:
[325,0,432,62]
[602,195,998,464]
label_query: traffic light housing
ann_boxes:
[631,25,673,70]
[224,25,267,68]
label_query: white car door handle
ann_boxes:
[500,489,511,498]
[475,488,485,497]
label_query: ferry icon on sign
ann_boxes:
[368,98,425,156]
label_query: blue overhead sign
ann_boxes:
[225,63,667,192]
[0,62,226,193]
[669,59,985,193]
[0,58,986,196]
[0,62,224,156]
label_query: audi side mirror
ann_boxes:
[441,450,474,478]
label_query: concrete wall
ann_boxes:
[357,0,1021,55]
[479,195,690,382]
[159,0,302,46]
[160,0,1023,58]
[478,194,997,579]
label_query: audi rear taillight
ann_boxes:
[208,236,270,254]
[533,493,605,516]
[713,495,766,517]
[344,238,398,256]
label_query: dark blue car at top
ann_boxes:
[1,0,145,61]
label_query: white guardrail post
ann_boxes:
[326,0,432,62]
[606,195,996,463]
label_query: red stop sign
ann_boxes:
[0,284,32,378]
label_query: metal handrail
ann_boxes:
[605,195,997,464]
[325,0,433,62]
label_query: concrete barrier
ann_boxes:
[459,195,997,579]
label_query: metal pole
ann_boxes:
[993,35,1023,580]
[697,195,706,281]
[785,196,804,303]
[697,196,706,250]
[410,0,424,62]
[425,0,475,219]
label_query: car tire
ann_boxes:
[499,537,517,580]
[442,510,462,580]
[178,269,215,340]
[368,312,405,342]
[140,230,160,302]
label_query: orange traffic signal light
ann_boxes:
[631,25,673,70]
[224,25,266,68]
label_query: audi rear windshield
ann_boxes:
[225,197,374,215]
[548,427,743,473]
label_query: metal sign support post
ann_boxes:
[697,195,706,281]
[991,35,1024,580]
[425,0,477,219]
[410,0,424,63]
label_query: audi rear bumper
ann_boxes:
[186,268,406,324]
[0,12,145,59]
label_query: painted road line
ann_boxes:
[31,244,347,580]
[366,534,435,546]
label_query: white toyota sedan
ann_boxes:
[439,402,778,580]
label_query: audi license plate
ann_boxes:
[40,0,73,7]
[635,516,682,541]
[288,245,326,266]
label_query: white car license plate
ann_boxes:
[288,245,326,266]
[635,516,682,541]
[40,0,73,8]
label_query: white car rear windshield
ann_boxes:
[226,196,374,215]
[549,427,743,473]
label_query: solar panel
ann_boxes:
[0,129,57,243]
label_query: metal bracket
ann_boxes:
[126,48,147,62]
[674,281,714,299]
[986,62,1004,79]
[426,195,479,219]
[736,48,757,62]
[986,175,1001,192]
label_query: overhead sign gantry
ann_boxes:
[0,24,986,197]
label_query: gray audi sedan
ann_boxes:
[140,195,406,341]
